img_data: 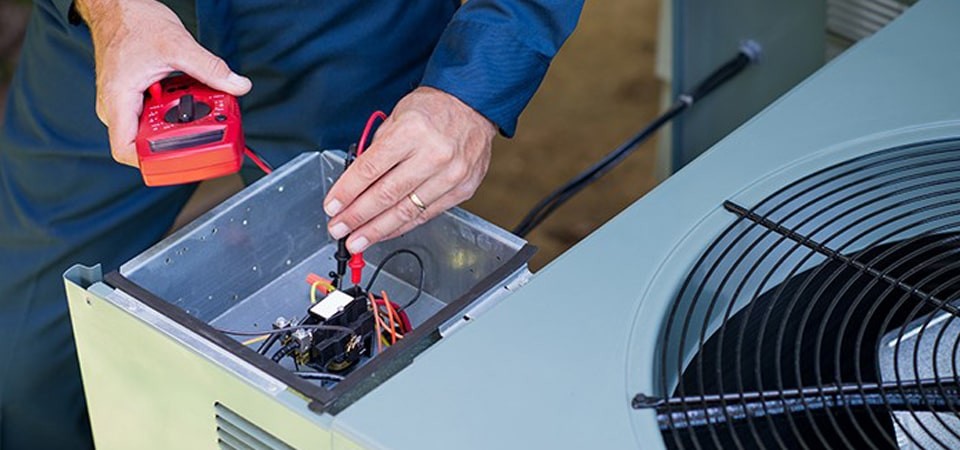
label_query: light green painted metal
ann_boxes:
[64,265,362,450]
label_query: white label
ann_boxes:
[308,290,355,320]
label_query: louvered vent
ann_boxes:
[827,0,915,56]
[215,403,295,450]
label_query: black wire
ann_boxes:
[513,101,687,237]
[512,44,759,238]
[216,324,355,336]
[364,249,425,311]
[257,334,280,355]
[271,342,297,363]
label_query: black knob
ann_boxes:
[164,95,213,124]
[178,94,195,122]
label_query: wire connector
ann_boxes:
[739,39,763,62]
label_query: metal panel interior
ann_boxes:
[120,152,527,330]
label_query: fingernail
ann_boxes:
[348,236,369,253]
[228,73,252,89]
[325,199,342,216]
[329,222,350,240]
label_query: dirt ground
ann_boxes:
[0,1,662,269]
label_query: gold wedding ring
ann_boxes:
[409,193,427,213]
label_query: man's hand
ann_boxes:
[324,87,496,253]
[76,0,252,166]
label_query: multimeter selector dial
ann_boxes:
[163,94,213,124]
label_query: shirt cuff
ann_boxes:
[419,19,550,138]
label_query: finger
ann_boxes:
[105,87,145,167]
[171,40,252,96]
[327,154,433,241]
[345,175,454,253]
[381,168,483,241]
[323,137,411,218]
[380,190,463,242]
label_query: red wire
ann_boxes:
[356,111,387,157]
[347,110,387,287]
[374,299,411,333]
[396,307,412,333]
[244,147,273,174]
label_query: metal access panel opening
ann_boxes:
[103,151,534,413]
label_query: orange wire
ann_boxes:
[368,293,382,354]
[381,291,398,344]
[382,291,404,341]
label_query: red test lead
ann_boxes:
[349,254,365,286]
[343,110,387,286]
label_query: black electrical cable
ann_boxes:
[364,248,425,311]
[513,102,686,237]
[257,333,280,355]
[216,324,355,336]
[512,41,761,238]
[271,342,298,363]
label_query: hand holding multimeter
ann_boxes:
[135,75,268,186]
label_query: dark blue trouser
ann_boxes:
[0,2,456,448]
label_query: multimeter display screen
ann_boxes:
[149,129,225,152]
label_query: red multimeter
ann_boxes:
[135,74,245,186]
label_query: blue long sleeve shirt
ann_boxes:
[53,0,584,137]
[421,0,584,136]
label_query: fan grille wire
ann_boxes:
[636,140,960,449]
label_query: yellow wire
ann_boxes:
[309,280,335,304]
[242,335,269,346]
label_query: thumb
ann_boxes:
[172,41,252,96]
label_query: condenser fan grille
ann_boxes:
[640,140,960,449]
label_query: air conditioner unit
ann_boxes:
[64,0,959,448]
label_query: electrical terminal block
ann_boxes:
[309,290,355,320]
[291,328,313,350]
[273,316,292,330]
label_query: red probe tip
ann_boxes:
[349,254,365,285]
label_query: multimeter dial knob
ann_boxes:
[164,94,212,124]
